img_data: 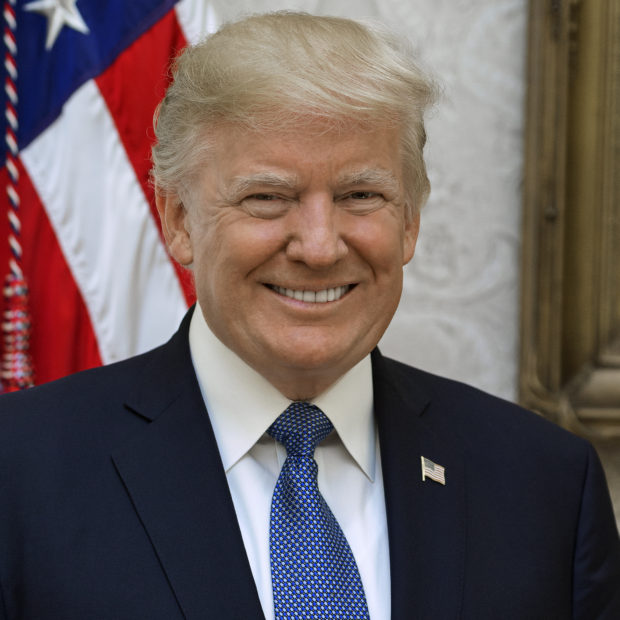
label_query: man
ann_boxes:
[0,11,619,620]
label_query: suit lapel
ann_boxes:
[112,310,264,620]
[109,313,466,619]
[372,349,466,619]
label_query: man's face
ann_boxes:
[158,121,419,399]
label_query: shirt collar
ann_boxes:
[188,303,376,481]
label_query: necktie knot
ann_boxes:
[267,401,333,457]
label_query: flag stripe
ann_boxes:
[20,79,187,365]
[95,9,195,306]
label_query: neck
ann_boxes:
[253,365,343,401]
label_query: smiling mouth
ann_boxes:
[267,284,354,303]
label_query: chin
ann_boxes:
[272,340,358,374]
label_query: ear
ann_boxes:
[155,189,193,266]
[402,211,420,265]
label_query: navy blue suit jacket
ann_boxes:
[1,309,619,619]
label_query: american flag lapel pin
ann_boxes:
[421,456,446,485]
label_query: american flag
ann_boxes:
[0,0,221,391]
[421,456,445,485]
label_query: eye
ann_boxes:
[249,193,277,201]
[349,191,379,200]
[240,193,292,219]
[339,191,386,215]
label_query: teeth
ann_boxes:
[272,285,351,303]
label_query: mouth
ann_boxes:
[266,284,355,303]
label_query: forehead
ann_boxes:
[204,118,405,182]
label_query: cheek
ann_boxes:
[352,217,408,275]
[193,219,284,289]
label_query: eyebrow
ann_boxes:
[223,168,401,200]
[226,172,299,198]
[336,168,401,194]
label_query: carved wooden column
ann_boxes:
[520,0,620,521]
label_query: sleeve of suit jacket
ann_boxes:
[572,444,620,618]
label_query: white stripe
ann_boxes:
[8,257,21,278]
[4,8,16,31]
[6,157,18,182]
[3,32,15,55]
[21,79,188,364]
[5,106,17,130]
[8,235,21,256]
[6,184,18,208]
[5,131,17,155]
[4,81,16,105]
[7,208,20,232]
[4,56,16,80]
[175,0,221,44]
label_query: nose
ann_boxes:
[285,194,348,269]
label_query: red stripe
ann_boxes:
[0,161,103,385]
[95,9,195,306]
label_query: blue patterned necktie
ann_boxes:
[267,401,370,620]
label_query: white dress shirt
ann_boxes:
[188,304,391,620]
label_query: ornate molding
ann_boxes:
[520,0,620,439]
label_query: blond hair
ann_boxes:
[152,11,437,218]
